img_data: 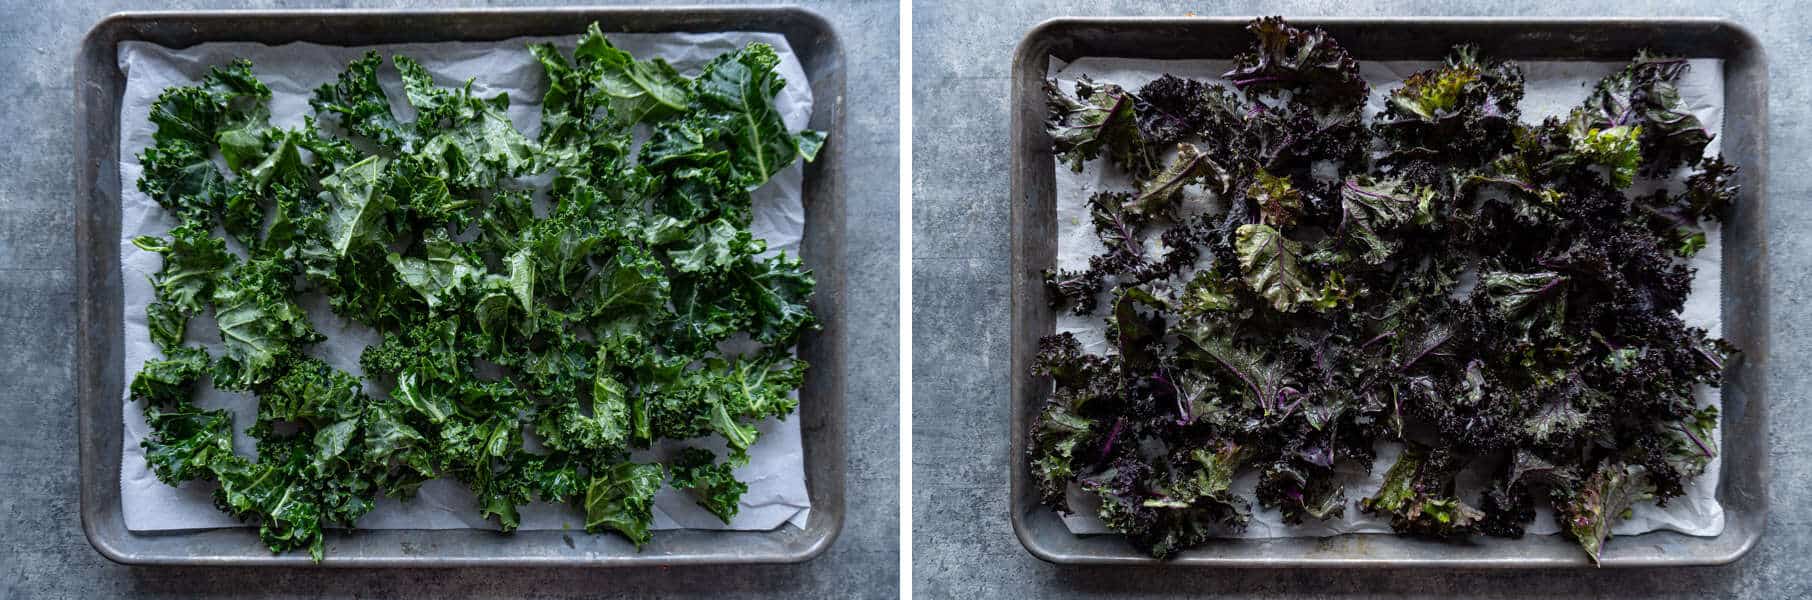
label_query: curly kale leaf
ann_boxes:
[576,244,670,326]
[1128,143,1231,215]
[1224,16,1367,107]
[1133,75,1215,145]
[209,258,322,390]
[1336,177,1433,264]
[574,24,693,126]
[670,218,763,273]
[649,351,806,457]
[139,106,228,220]
[361,401,437,498]
[1233,223,1319,313]
[311,51,413,150]
[669,447,749,524]
[1576,52,1714,176]
[130,345,212,407]
[202,61,277,172]
[1378,46,1525,163]
[693,43,825,189]
[1358,444,1483,537]
[1248,169,1304,229]
[211,442,368,561]
[395,56,541,190]
[1565,114,1644,189]
[1046,76,1154,177]
[733,252,818,346]
[1257,459,1346,525]
[536,341,633,455]
[1042,267,1106,315]
[318,155,395,257]
[1554,462,1654,564]
[141,403,237,484]
[1180,325,1292,418]
[583,462,664,548]
[1136,445,1257,556]
[387,230,483,311]
[132,220,234,318]
[1028,400,1096,509]
[258,357,365,426]
[142,63,308,247]
[1683,155,1740,221]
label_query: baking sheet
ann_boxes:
[1049,57,1725,539]
[118,32,812,533]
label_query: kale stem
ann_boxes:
[1099,417,1126,460]
[1232,75,1291,88]
[1677,423,1713,457]
[1154,369,1190,424]
[1359,331,1396,350]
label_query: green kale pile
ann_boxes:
[1034,17,1737,563]
[128,24,823,560]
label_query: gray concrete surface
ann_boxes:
[0,1,898,598]
[912,1,1810,598]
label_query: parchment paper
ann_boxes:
[119,33,814,533]
[1050,57,1725,539]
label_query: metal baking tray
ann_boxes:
[76,7,847,567]
[1009,17,1768,568]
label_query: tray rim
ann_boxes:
[1007,15,1770,568]
[75,5,848,567]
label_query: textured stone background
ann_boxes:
[911,1,1808,598]
[0,1,898,598]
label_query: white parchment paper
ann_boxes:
[119,33,814,533]
[1050,57,1725,539]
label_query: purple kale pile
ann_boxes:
[1033,17,1738,562]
